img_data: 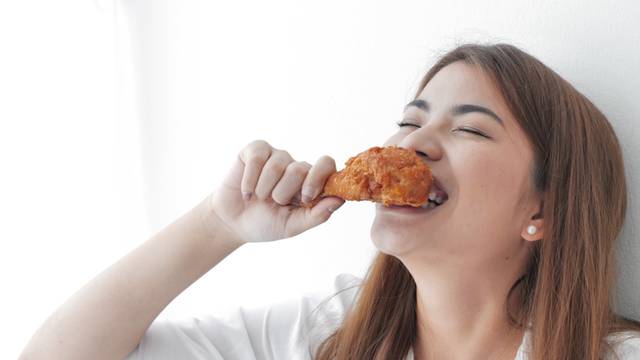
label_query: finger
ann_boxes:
[301,155,337,204]
[238,140,272,199]
[254,149,294,200]
[284,197,345,237]
[271,161,312,205]
[289,190,304,207]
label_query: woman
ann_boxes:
[21,43,640,360]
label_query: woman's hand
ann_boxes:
[208,140,345,244]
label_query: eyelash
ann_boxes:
[395,121,489,138]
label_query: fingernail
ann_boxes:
[242,191,252,201]
[328,202,344,213]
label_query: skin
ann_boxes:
[19,61,547,360]
[371,61,545,360]
[171,60,555,359]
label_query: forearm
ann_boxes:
[20,194,244,360]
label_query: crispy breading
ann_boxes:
[302,146,432,208]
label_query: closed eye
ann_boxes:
[396,122,489,139]
[396,121,419,128]
[397,121,491,139]
[454,127,489,138]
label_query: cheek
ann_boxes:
[382,132,405,147]
[452,150,526,217]
[454,151,490,197]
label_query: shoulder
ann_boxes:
[125,272,364,360]
[318,272,363,314]
[290,272,363,353]
[605,331,640,359]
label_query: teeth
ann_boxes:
[423,188,448,209]
[421,201,437,209]
[428,190,446,205]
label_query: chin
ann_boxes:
[370,218,424,256]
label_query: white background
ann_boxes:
[2,0,639,358]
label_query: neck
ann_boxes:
[408,252,529,360]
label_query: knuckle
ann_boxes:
[241,140,271,159]
[306,169,319,182]
[318,155,336,166]
[249,139,270,148]
[254,190,269,200]
[271,192,288,205]
[287,161,310,177]
[262,165,280,178]
[274,149,293,161]
[304,175,319,187]
[272,161,289,174]
[246,152,268,165]
[302,181,319,196]
[262,162,287,179]
[307,168,325,188]
[254,181,270,198]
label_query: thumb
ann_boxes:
[286,197,345,236]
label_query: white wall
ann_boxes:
[2,0,639,358]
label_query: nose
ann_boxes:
[394,127,443,162]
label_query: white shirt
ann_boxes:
[125,273,640,360]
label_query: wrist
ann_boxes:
[197,193,246,249]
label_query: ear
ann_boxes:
[521,199,544,242]
[521,219,544,242]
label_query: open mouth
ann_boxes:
[420,178,449,209]
[380,178,450,213]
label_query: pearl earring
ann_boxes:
[526,225,537,235]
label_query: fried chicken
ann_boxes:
[301,146,432,208]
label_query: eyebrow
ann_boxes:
[403,99,504,127]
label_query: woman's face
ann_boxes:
[371,61,541,266]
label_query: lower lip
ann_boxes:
[377,202,444,215]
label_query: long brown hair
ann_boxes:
[313,43,640,360]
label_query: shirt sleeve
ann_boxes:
[609,332,640,360]
[124,273,362,360]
